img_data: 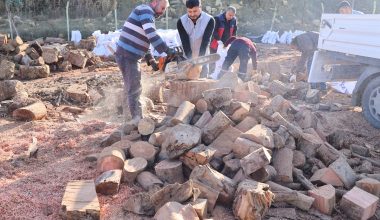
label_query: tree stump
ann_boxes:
[155,159,185,184]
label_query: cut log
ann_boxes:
[195,98,208,113]
[272,191,299,203]
[315,145,337,166]
[97,146,126,173]
[136,171,163,192]
[292,150,306,168]
[130,141,157,164]
[148,131,167,147]
[30,57,45,66]
[12,36,24,47]
[293,168,316,190]
[268,80,291,97]
[79,38,96,51]
[12,102,47,121]
[162,124,201,159]
[233,180,274,220]
[267,208,297,220]
[191,198,207,220]
[150,181,193,211]
[356,178,380,197]
[0,34,8,46]
[305,89,320,104]
[42,46,59,64]
[340,186,379,220]
[180,145,216,169]
[273,148,293,183]
[95,169,122,195]
[15,43,29,54]
[271,112,304,139]
[235,116,259,133]
[209,125,242,158]
[194,111,212,129]
[233,137,263,159]
[222,159,241,178]
[137,117,155,135]
[154,202,200,220]
[165,80,217,108]
[192,179,219,212]
[19,65,50,79]
[123,192,155,216]
[251,165,277,182]
[202,88,232,109]
[45,37,65,44]
[0,60,15,80]
[67,50,88,68]
[60,180,100,220]
[190,165,236,204]
[308,184,336,215]
[329,157,357,189]
[241,124,274,149]
[298,132,324,158]
[231,103,250,123]
[202,110,233,145]
[310,168,344,187]
[123,157,147,183]
[240,147,272,175]
[267,181,315,211]
[155,159,185,184]
[171,101,195,125]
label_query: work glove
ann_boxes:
[166,47,178,59]
[144,53,159,71]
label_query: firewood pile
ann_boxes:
[61,70,379,220]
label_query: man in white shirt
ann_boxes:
[337,1,364,14]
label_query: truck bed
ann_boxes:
[318,14,380,60]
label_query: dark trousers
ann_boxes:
[307,56,326,90]
[221,45,249,80]
[115,55,142,119]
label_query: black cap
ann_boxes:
[337,1,351,9]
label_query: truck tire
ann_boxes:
[361,76,380,129]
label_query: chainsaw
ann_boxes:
[145,46,220,80]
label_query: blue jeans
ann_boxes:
[307,56,326,90]
[115,55,142,119]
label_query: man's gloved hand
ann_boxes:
[144,52,159,71]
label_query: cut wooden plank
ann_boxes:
[95,169,122,195]
[12,102,47,121]
[233,180,274,220]
[137,117,155,135]
[60,180,100,220]
[155,159,184,184]
[123,157,147,183]
[171,101,195,125]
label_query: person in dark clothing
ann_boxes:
[209,6,237,74]
[290,31,326,90]
[220,36,257,81]
[177,0,215,78]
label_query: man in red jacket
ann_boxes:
[209,6,237,73]
[220,36,257,81]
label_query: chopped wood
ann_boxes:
[150,181,193,211]
[136,171,163,192]
[155,159,185,184]
[123,192,155,216]
[123,157,147,183]
[137,117,156,135]
[171,101,195,125]
[97,146,126,173]
[12,102,47,121]
[95,169,122,195]
[130,141,157,164]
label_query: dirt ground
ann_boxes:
[0,44,379,220]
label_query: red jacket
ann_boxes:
[210,13,237,50]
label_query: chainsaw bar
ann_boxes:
[187,53,221,66]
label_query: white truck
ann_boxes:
[309,14,380,128]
